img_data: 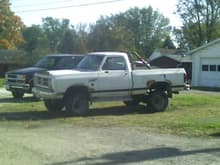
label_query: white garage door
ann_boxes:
[199,58,220,87]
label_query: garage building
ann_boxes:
[189,38,220,88]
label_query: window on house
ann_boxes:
[218,65,220,72]
[210,65,216,71]
[202,65,209,71]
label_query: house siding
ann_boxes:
[192,41,220,88]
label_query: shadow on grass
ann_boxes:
[210,132,220,137]
[0,96,40,103]
[0,104,150,121]
[49,147,220,165]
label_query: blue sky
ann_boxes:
[10,0,181,27]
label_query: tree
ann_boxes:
[75,24,89,53]
[176,0,220,49]
[162,36,176,49]
[88,16,119,51]
[21,25,49,63]
[42,17,70,52]
[0,0,24,49]
[58,30,75,53]
[88,7,171,57]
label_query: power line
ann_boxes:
[11,0,77,8]
[14,0,126,13]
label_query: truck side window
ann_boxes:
[102,57,126,70]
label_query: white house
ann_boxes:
[188,38,220,88]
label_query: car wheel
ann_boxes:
[44,99,64,113]
[12,90,24,99]
[147,91,168,112]
[65,92,89,116]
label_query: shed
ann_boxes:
[149,48,192,80]
[188,38,220,88]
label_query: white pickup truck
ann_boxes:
[33,52,186,115]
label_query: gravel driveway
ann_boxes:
[0,125,220,165]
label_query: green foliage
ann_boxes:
[15,7,171,61]
[88,7,171,57]
[162,36,176,49]
[42,17,70,53]
[176,0,220,49]
[0,0,24,49]
[21,25,50,64]
[0,78,4,87]
[58,29,76,53]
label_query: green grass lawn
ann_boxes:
[0,91,220,137]
[0,78,4,88]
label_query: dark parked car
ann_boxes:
[5,54,84,98]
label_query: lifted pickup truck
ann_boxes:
[5,54,84,98]
[33,52,186,115]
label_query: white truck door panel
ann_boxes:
[95,56,131,97]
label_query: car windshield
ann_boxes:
[34,56,83,69]
[77,55,104,71]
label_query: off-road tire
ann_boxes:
[12,90,24,99]
[147,91,168,112]
[65,92,89,116]
[44,99,64,113]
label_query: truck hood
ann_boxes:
[48,69,82,76]
[7,67,45,75]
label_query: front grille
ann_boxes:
[6,74,26,84]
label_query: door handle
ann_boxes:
[124,72,128,76]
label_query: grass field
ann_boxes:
[0,78,4,88]
[0,90,220,137]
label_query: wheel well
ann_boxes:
[149,81,172,98]
[64,85,89,100]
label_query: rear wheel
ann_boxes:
[147,91,168,112]
[44,99,64,113]
[65,92,89,116]
[12,90,24,99]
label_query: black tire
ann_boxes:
[147,91,168,112]
[65,92,89,116]
[44,99,64,113]
[123,99,139,106]
[12,90,24,99]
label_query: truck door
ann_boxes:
[96,56,131,97]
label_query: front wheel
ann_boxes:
[12,90,24,99]
[65,92,89,116]
[44,99,64,113]
[147,91,168,112]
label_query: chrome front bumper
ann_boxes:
[32,87,63,99]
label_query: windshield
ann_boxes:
[34,56,83,69]
[77,55,104,71]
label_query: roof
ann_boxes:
[46,54,84,57]
[88,51,127,56]
[149,48,190,62]
[188,38,220,55]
